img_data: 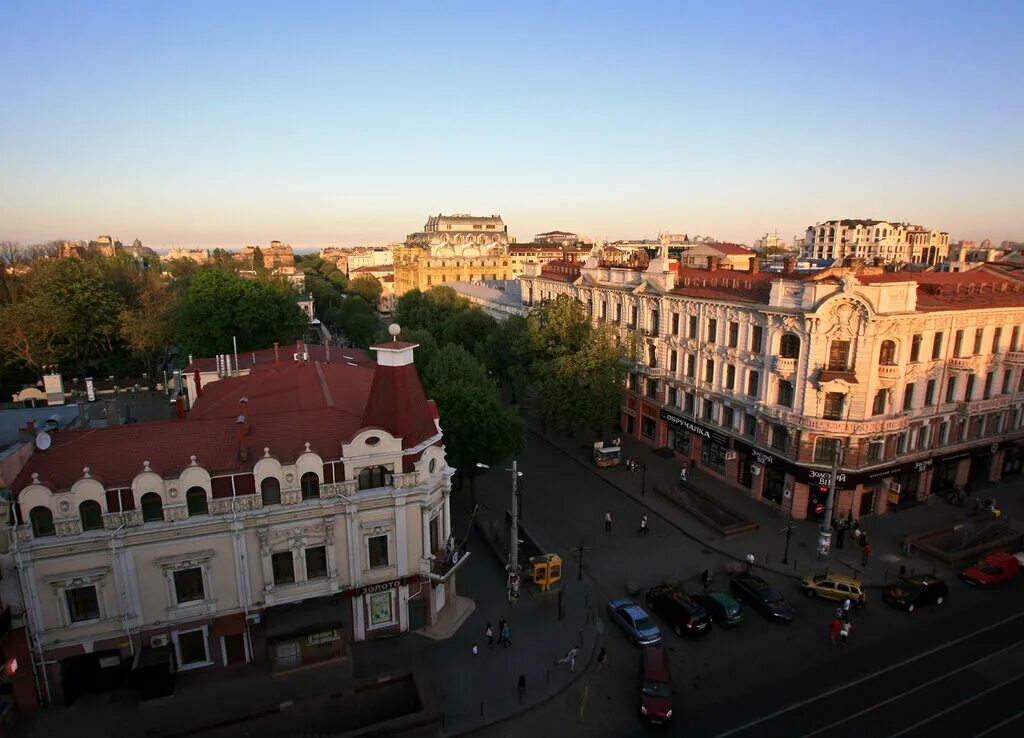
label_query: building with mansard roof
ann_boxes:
[802,219,949,266]
[520,247,1024,525]
[3,332,465,706]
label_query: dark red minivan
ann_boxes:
[640,645,674,724]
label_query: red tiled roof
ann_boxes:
[670,268,778,303]
[350,264,394,273]
[706,242,753,256]
[538,260,582,282]
[14,354,438,494]
[857,269,1024,311]
[184,344,368,373]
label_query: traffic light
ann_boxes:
[819,486,829,494]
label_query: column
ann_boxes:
[394,497,408,577]
[421,508,431,559]
[324,516,339,590]
[442,493,452,540]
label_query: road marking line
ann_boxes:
[973,708,1024,737]
[887,670,1024,737]
[800,641,1024,737]
[714,610,1024,738]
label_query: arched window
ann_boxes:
[879,340,897,366]
[779,333,801,359]
[186,487,208,516]
[300,472,320,500]
[79,500,104,531]
[261,477,281,506]
[30,506,55,537]
[141,492,164,523]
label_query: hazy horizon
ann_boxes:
[2,2,1021,248]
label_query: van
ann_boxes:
[640,645,673,724]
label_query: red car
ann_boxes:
[960,552,1021,587]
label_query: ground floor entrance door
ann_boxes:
[223,633,247,665]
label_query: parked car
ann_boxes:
[800,573,866,606]
[883,575,949,612]
[960,551,1021,587]
[691,591,744,627]
[729,573,795,622]
[607,598,662,645]
[639,645,674,724]
[645,584,712,637]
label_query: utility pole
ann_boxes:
[818,444,843,558]
[782,514,795,565]
[640,463,647,497]
[574,540,591,581]
[508,460,521,602]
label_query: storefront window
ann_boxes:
[671,429,691,456]
[368,591,395,628]
[641,416,656,439]
[702,442,726,473]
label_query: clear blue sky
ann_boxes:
[2,1,1021,248]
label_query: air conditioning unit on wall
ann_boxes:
[246,613,261,625]
[150,634,169,648]
[750,465,761,476]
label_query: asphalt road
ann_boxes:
[468,429,1024,738]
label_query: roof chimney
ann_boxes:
[707,255,718,272]
[748,256,759,274]
[175,394,185,419]
[194,369,203,398]
[783,256,795,275]
[237,415,248,461]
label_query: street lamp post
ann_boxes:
[477,461,524,602]
[640,463,647,497]
[782,514,795,565]
[817,444,843,559]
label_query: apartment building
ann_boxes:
[520,248,1024,522]
[802,219,950,266]
[4,335,462,705]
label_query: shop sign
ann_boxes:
[659,409,729,447]
[856,458,933,484]
[342,574,420,599]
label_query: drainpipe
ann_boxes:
[109,523,134,657]
[11,522,52,706]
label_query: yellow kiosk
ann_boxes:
[530,553,563,592]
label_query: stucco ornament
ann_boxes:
[826,299,867,337]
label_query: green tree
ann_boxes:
[119,272,179,388]
[426,344,524,505]
[251,246,265,272]
[347,275,383,304]
[480,314,531,403]
[440,308,495,353]
[0,258,125,374]
[324,296,384,349]
[395,327,439,376]
[176,270,307,357]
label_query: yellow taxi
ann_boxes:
[800,573,866,606]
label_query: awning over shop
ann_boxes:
[263,593,347,642]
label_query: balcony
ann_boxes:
[759,405,908,435]
[642,327,660,338]
[956,396,1011,416]
[1005,351,1024,365]
[773,357,797,376]
[947,357,974,371]
[877,365,901,379]
[633,362,666,378]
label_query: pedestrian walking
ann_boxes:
[604,511,612,533]
[836,521,846,549]
[679,463,688,483]
[472,643,479,657]
[745,553,755,573]
[485,622,494,648]
[840,620,852,644]
[518,674,526,704]
[557,646,579,671]
[829,617,842,646]
[501,622,512,648]
[497,618,507,647]
[861,542,872,567]
[701,568,711,590]
[841,597,852,621]
[639,513,649,535]
[596,647,608,673]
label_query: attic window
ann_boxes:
[365,436,380,446]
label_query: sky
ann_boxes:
[1,1,1022,249]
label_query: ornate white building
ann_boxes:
[521,247,1024,521]
[802,219,950,266]
[4,334,464,705]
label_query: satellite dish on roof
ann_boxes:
[35,431,52,451]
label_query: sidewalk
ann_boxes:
[528,421,1024,587]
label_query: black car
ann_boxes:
[729,573,796,622]
[645,584,712,637]
[883,575,949,612]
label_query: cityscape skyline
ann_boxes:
[2,2,1022,247]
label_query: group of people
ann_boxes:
[831,516,873,566]
[828,596,856,645]
[478,618,512,654]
